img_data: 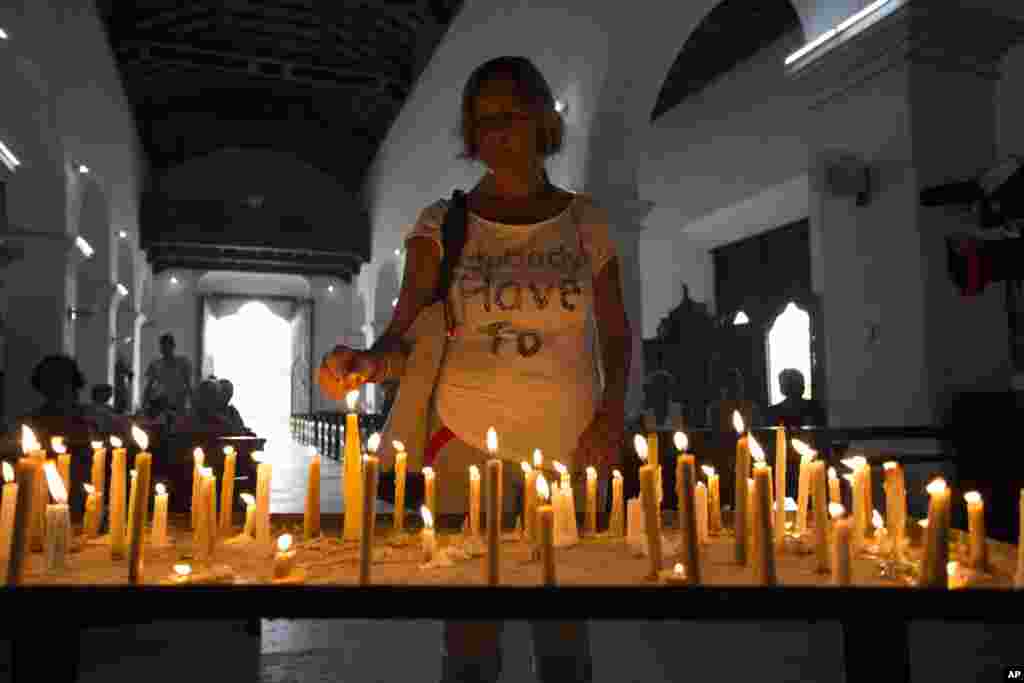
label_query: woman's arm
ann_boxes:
[592,257,632,430]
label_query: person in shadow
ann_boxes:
[764,369,826,430]
[216,379,250,433]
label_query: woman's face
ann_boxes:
[472,77,543,175]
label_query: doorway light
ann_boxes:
[785,0,903,66]
[0,140,20,172]
[75,236,94,258]
[733,311,750,326]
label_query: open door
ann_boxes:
[290,300,313,415]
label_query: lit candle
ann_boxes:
[43,462,71,573]
[645,422,662,508]
[423,467,436,524]
[127,469,138,545]
[830,504,851,585]
[585,467,597,537]
[550,481,566,547]
[733,411,750,566]
[129,425,153,585]
[947,560,968,590]
[152,483,169,547]
[695,482,709,545]
[359,441,380,586]
[0,463,18,572]
[662,562,688,586]
[811,460,829,573]
[52,437,71,499]
[305,450,321,541]
[793,440,817,537]
[961,491,987,572]
[872,509,887,554]
[553,461,578,543]
[342,390,363,542]
[273,534,297,579]
[521,461,536,545]
[470,465,482,540]
[749,437,775,585]
[7,429,41,585]
[109,435,128,560]
[393,441,407,532]
[674,432,700,584]
[774,427,787,546]
[610,470,625,537]
[828,467,841,506]
[203,467,217,561]
[636,434,664,579]
[191,447,205,530]
[220,446,237,537]
[883,462,907,560]
[252,451,273,548]
[626,495,643,551]
[1015,489,1024,588]
[536,475,556,585]
[703,466,721,534]
[171,562,192,585]
[922,478,951,589]
[25,434,47,555]
[485,427,502,586]
[90,440,107,503]
[420,505,438,563]
[241,493,256,537]
[82,484,101,539]
[841,455,865,555]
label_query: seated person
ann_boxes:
[14,354,98,445]
[764,368,826,430]
[216,379,249,433]
[83,384,121,436]
[173,380,233,434]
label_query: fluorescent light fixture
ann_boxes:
[785,0,897,66]
[0,140,20,172]
[118,230,128,239]
[116,283,128,297]
[77,164,89,174]
[75,236,94,258]
[733,311,750,326]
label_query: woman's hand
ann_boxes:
[570,409,625,474]
[317,345,378,401]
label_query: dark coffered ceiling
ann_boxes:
[95,0,463,280]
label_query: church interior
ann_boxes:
[2,0,1024,681]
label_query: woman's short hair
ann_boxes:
[31,354,86,395]
[454,56,565,162]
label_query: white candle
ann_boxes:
[585,467,597,537]
[702,466,721,535]
[220,446,237,537]
[486,428,502,586]
[774,427,787,546]
[129,426,153,585]
[273,534,297,579]
[536,475,556,585]
[43,462,70,573]
[922,478,951,589]
[253,451,273,547]
[152,483,169,547]
[359,451,380,586]
[109,437,128,560]
[470,465,482,539]
[241,493,256,538]
[830,504,851,585]
[732,412,750,566]
[0,463,19,572]
[393,441,407,532]
[610,470,625,537]
[420,505,438,563]
[191,447,205,530]
[305,451,321,541]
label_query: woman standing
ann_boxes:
[319,56,631,683]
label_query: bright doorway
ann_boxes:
[206,300,292,444]
[766,301,812,405]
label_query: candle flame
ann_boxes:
[674,562,685,575]
[393,441,405,452]
[828,467,837,480]
[792,439,817,460]
[587,466,597,479]
[156,483,166,496]
[422,466,434,479]
[613,469,622,480]
[520,461,531,474]
[44,461,67,504]
[241,493,255,506]
[346,390,359,411]
[174,563,192,577]
[194,447,205,463]
[91,440,103,450]
[883,461,898,470]
[223,446,236,457]
[84,483,95,495]
[130,469,137,479]
[829,503,845,519]
[536,473,550,501]
[785,497,798,512]
[633,434,648,462]
[421,505,434,529]
[697,481,706,490]
[277,534,293,553]
[553,461,567,475]
[131,424,149,451]
[20,426,41,454]
[872,509,884,529]
[926,479,947,496]
[732,411,745,434]
[947,560,958,576]
[842,473,854,484]
[841,456,866,470]
[470,465,481,480]
[2,462,12,483]
[964,491,982,504]
[674,431,688,452]
[110,435,123,448]
[51,436,65,453]
[919,519,929,528]
[533,449,543,467]
[486,427,498,453]
[367,432,381,453]
[250,450,263,464]
[748,435,766,463]
[702,465,716,477]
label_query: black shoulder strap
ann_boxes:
[433,189,468,304]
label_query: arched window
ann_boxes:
[766,302,811,404]
[733,310,750,326]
